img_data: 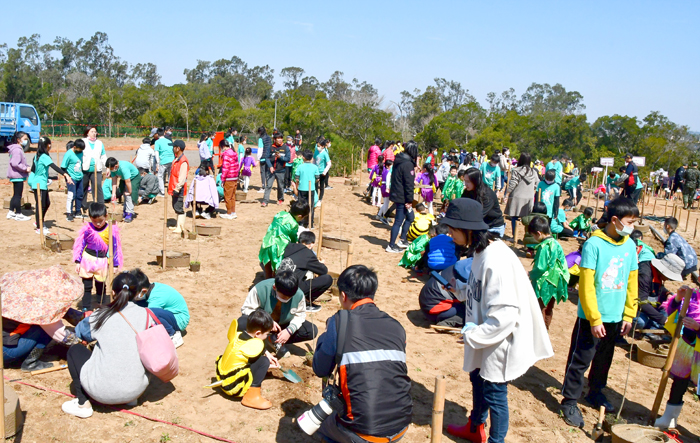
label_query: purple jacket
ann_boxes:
[73,222,123,267]
[7,144,29,180]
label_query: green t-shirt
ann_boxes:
[536,181,561,218]
[114,160,139,180]
[550,208,566,234]
[87,141,97,172]
[155,138,175,165]
[61,149,84,181]
[564,176,580,190]
[314,148,331,174]
[546,161,563,184]
[578,235,639,323]
[637,240,656,263]
[296,162,320,192]
[145,283,190,330]
[102,178,113,200]
[237,143,245,161]
[27,154,54,191]
[479,162,501,190]
[606,174,620,188]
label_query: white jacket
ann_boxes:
[455,240,553,383]
[81,138,107,172]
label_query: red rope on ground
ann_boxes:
[4,377,237,443]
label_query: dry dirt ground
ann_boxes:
[2,168,700,443]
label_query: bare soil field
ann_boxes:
[1,170,700,443]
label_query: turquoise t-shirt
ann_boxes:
[87,141,97,172]
[314,148,331,174]
[102,178,113,200]
[258,138,265,163]
[147,282,190,330]
[546,161,563,184]
[296,162,320,192]
[550,208,566,234]
[564,176,580,190]
[237,143,245,162]
[155,138,175,165]
[27,154,54,191]
[479,162,502,190]
[578,235,639,323]
[114,161,139,180]
[607,174,620,188]
[536,181,561,218]
[61,150,84,182]
[637,243,655,263]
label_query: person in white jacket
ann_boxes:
[438,198,553,443]
[81,126,108,211]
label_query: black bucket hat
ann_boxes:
[439,198,489,231]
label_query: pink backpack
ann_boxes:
[120,309,179,382]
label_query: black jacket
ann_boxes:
[282,243,328,282]
[462,186,505,229]
[259,134,272,164]
[390,153,416,205]
[269,143,290,172]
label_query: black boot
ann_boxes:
[20,347,53,372]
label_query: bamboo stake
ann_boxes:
[191,179,197,236]
[431,375,447,443]
[316,195,325,258]
[664,198,668,218]
[92,171,97,203]
[685,205,691,232]
[649,287,693,424]
[639,190,646,225]
[107,209,113,291]
[694,218,699,240]
[162,192,168,269]
[309,181,313,229]
[586,178,592,208]
[594,188,600,219]
[30,364,68,376]
[37,183,45,249]
[652,197,657,217]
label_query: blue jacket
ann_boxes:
[427,234,458,271]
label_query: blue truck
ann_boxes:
[0,102,41,148]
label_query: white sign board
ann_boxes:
[633,156,646,167]
[600,157,614,167]
[591,167,603,173]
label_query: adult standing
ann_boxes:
[263,132,290,207]
[386,141,418,253]
[440,199,553,443]
[313,138,331,208]
[682,162,699,209]
[462,168,506,237]
[505,153,540,238]
[672,163,686,195]
[6,131,32,221]
[545,155,563,185]
[498,148,511,193]
[154,128,174,197]
[294,129,303,148]
[623,153,641,204]
[81,126,107,211]
[257,126,272,193]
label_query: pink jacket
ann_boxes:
[220,149,240,181]
[73,222,123,268]
[382,147,395,163]
[367,145,381,170]
[7,144,29,180]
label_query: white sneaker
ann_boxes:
[396,239,409,249]
[14,213,30,221]
[35,227,50,235]
[314,200,322,208]
[171,331,184,349]
[6,211,15,220]
[257,189,265,193]
[200,212,211,220]
[230,213,237,219]
[62,398,93,418]
[195,210,201,217]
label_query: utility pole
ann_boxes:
[274,99,278,130]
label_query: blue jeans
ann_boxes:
[66,179,84,215]
[149,308,180,336]
[634,312,662,331]
[3,325,52,365]
[424,303,466,324]
[389,205,415,247]
[470,369,509,443]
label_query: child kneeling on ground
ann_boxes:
[216,309,280,410]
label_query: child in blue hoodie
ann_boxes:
[426,224,459,271]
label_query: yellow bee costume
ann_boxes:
[215,319,265,397]
[408,212,436,241]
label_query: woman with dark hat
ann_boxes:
[439,198,553,443]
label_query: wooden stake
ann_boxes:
[649,288,693,424]
[37,183,45,249]
[162,192,168,269]
[639,191,645,225]
[308,181,313,229]
[92,171,97,203]
[652,197,657,216]
[431,375,447,443]
[664,199,668,218]
[30,364,68,376]
[594,189,600,219]
[694,218,699,240]
[351,152,354,178]
[586,178,592,208]
[316,197,325,259]
[107,211,113,290]
[685,205,691,232]
[0,289,5,439]
[191,179,197,236]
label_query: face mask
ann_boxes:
[614,219,634,237]
[545,179,554,185]
[276,294,292,304]
[88,136,97,142]
[134,290,147,301]
[21,139,28,147]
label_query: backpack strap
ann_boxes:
[335,310,350,367]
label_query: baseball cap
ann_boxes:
[173,140,186,150]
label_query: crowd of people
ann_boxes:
[4,128,700,443]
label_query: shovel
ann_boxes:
[592,406,605,441]
[203,366,302,389]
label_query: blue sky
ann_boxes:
[3,0,699,129]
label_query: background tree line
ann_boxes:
[1,33,697,178]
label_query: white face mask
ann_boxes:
[545,179,554,185]
[614,218,634,237]
[21,139,28,147]
[276,294,292,304]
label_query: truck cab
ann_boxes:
[0,102,41,149]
